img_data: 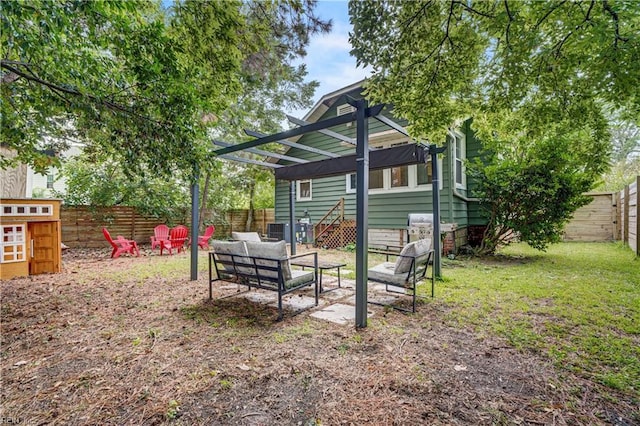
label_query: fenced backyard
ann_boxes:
[563,177,639,255]
[61,178,640,256]
[1,242,638,425]
[60,206,274,248]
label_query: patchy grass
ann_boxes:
[2,243,638,425]
[439,242,640,396]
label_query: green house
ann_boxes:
[273,82,487,253]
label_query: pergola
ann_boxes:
[189,98,445,328]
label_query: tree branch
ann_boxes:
[452,0,495,18]
[533,0,567,30]
[503,0,514,49]
[602,0,629,48]
[1,61,170,128]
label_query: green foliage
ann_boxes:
[350,0,639,142]
[55,152,189,221]
[470,113,609,253]
[596,111,640,191]
[1,0,329,189]
[350,0,638,252]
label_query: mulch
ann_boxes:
[1,248,638,425]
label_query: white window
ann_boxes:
[452,130,466,188]
[1,225,26,263]
[46,173,54,189]
[346,158,439,194]
[297,179,312,201]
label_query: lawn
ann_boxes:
[1,242,638,425]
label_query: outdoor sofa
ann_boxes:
[208,239,318,320]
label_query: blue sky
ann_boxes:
[288,0,371,117]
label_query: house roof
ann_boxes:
[301,80,365,123]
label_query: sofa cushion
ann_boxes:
[231,231,262,242]
[285,269,315,289]
[210,240,253,275]
[393,239,432,274]
[368,262,408,289]
[245,240,291,282]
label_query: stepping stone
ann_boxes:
[310,303,373,325]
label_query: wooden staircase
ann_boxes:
[313,198,357,249]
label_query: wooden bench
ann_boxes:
[208,240,318,320]
[368,239,434,313]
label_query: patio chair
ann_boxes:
[197,225,215,249]
[160,225,188,255]
[150,224,170,251]
[103,228,140,258]
[367,239,434,312]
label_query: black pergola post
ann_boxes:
[289,181,296,255]
[190,171,199,281]
[354,99,369,328]
[430,144,446,278]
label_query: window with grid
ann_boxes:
[453,131,466,188]
[297,179,312,201]
[1,225,26,263]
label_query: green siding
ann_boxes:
[274,90,489,230]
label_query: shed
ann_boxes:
[0,198,62,279]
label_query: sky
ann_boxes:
[287,0,372,118]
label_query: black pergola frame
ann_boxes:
[193,99,444,328]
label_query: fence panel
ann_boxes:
[61,206,275,248]
[61,206,162,248]
[627,179,638,255]
[563,193,617,242]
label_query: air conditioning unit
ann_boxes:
[267,223,290,242]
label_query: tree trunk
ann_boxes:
[245,181,255,232]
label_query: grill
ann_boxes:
[407,213,433,243]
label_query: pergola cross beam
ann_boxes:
[212,140,308,163]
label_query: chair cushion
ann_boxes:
[231,231,262,242]
[211,240,250,273]
[394,239,432,274]
[368,262,408,288]
[245,240,291,282]
[285,269,315,289]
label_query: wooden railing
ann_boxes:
[313,198,344,246]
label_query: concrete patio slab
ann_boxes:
[310,303,374,325]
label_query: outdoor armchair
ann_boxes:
[160,225,188,255]
[150,224,170,251]
[103,228,140,258]
[368,238,434,312]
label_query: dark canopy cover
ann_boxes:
[274,144,429,181]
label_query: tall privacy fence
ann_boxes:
[60,206,274,248]
[62,178,638,255]
[563,176,639,255]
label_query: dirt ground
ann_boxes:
[1,248,638,425]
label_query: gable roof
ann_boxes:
[302,80,365,123]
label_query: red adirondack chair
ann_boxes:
[103,228,140,258]
[197,225,215,249]
[160,225,188,255]
[150,224,170,251]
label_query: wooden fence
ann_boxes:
[563,177,639,256]
[61,206,275,248]
[619,177,639,256]
[563,192,618,242]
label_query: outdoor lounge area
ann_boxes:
[2,242,638,425]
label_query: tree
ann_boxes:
[350,0,639,253]
[596,111,640,191]
[3,0,330,231]
[2,0,329,180]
